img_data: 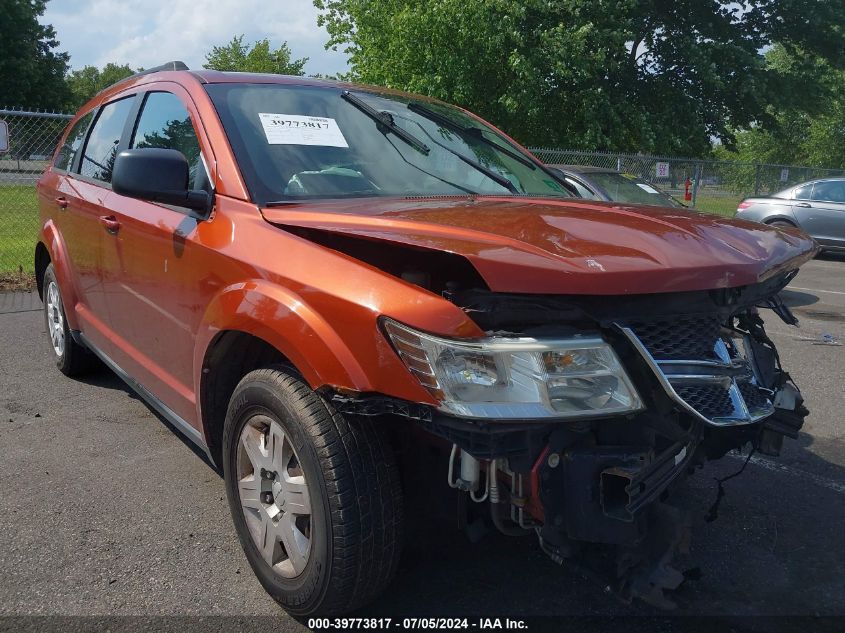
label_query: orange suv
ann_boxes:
[36,62,816,614]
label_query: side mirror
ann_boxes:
[112,148,211,212]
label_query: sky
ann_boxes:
[42,0,351,76]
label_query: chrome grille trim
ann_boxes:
[617,324,775,427]
[628,316,723,361]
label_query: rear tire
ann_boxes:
[223,367,403,616]
[42,264,99,376]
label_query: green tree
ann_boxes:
[204,35,308,75]
[315,0,845,156]
[0,0,70,110]
[715,46,845,170]
[66,63,136,110]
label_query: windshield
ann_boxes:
[205,84,571,204]
[587,172,681,207]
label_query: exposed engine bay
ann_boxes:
[331,264,809,608]
[271,201,816,609]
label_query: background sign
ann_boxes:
[0,120,8,153]
[780,168,789,182]
[655,162,670,178]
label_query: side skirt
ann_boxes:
[77,331,216,466]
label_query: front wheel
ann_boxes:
[223,367,403,616]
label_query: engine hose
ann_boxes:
[490,498,532,537]
[488,460,532,537]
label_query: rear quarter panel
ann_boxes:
[36,164,85,330]
[736,199,797,225]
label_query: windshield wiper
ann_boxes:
[343,91,514,194]
[409,126,518,193]
[380,134,481,196]
[341,91,430,156]
[408,102,537,170]
[442,144,518,193]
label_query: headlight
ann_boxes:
[383,318,642,420]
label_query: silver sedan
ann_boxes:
[736,178,845,252]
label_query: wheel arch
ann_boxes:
[198,330,297,466]
[37,222,81,330]
[764,217,798,228]
[193,280,372,465]
[34,241,51,299]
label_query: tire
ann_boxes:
[222,367,403,616]
[42,263,99,376]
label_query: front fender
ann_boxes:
[193,280,371,398]
[40,220,82,331]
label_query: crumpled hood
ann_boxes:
[261,196,818,295]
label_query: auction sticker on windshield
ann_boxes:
[258,113,349,147]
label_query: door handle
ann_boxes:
[99,215,120,234]
[55,196,68,209]
[794,202,812,208]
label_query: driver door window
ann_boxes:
[810,181,845,203]
[131,91,206,191]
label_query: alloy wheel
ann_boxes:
[236,415,312,578]
[45,281,65,357]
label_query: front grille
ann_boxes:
[622,318,775,427]
[737,380,771,412]
[629,315,722,361]
[675,384,735,419]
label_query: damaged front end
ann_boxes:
[333,269,809,608]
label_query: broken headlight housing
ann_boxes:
[383,318,643,420]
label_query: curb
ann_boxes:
[0,290,41,314]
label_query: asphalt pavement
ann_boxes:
[1,255,844,630]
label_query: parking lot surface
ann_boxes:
[1,256,844,629]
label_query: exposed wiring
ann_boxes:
[705,445,757,523]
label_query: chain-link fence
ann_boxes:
[0,108,72,280]
[531,148,845,217]
[2,107,845,279]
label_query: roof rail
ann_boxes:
[89,61,190,106]
[132,61,189,78]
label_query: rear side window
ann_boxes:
[80,97,135,183]
[53,112,94,172]
[792,184,814,200]
[131,92,202,190]
[810,181,845,203]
